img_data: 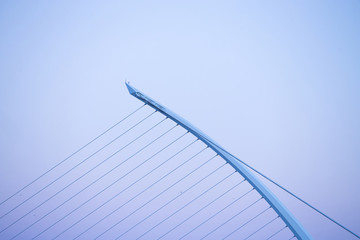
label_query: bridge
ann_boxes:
[0,83,358,240]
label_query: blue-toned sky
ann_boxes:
[0,1,359,239]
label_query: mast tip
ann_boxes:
[125,82,137,95]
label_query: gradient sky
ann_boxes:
[0,1,359,239]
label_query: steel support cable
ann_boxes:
[76,154,218,240]
[7,118,176,240]
[48,138,201,240]
[157,177,245,240]
[0,110,156,221]
[199,197,263,240]
[109,153,219,240]
[179,188,255,240]
[68,131,190,240]
[206,141,360,239]
[222,206,272,240]
[130,86,359,239]
[135,171,237,240]
[243,215,280,240]
[122,160,224,240]
[1,112,162,236]
[0,111,160,233]
[289,236,296,240]
[97,158,224,240]
[155,174,245,239]
[265,225,288,240]
[11,124,180,240]
[0,104,145,207]
[33,126,184,240]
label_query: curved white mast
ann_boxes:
[126,82,312,240]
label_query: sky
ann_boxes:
[0,1,359,239]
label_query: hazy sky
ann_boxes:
[0,1,359,239]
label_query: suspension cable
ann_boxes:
[135,171,236,240]
[129,161,226,240]
[6,117,172,239]
[48,142,206,240]
[200,197,263,240]
[208,141,360,239]
[222,206,272,240]
[0,109,155,220]
[243,216,280,240]
[157,177,245,240]
[95,159,226,239]
[95,140,201,239]
[32,130,181,239]
[120,154,220,240]
[266,225,288,240]
[179,187,255,240]
[71,131,190,239]
[0,104,145,207]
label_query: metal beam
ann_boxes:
[125,82,312,240]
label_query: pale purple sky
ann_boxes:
[0,1,359,239]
